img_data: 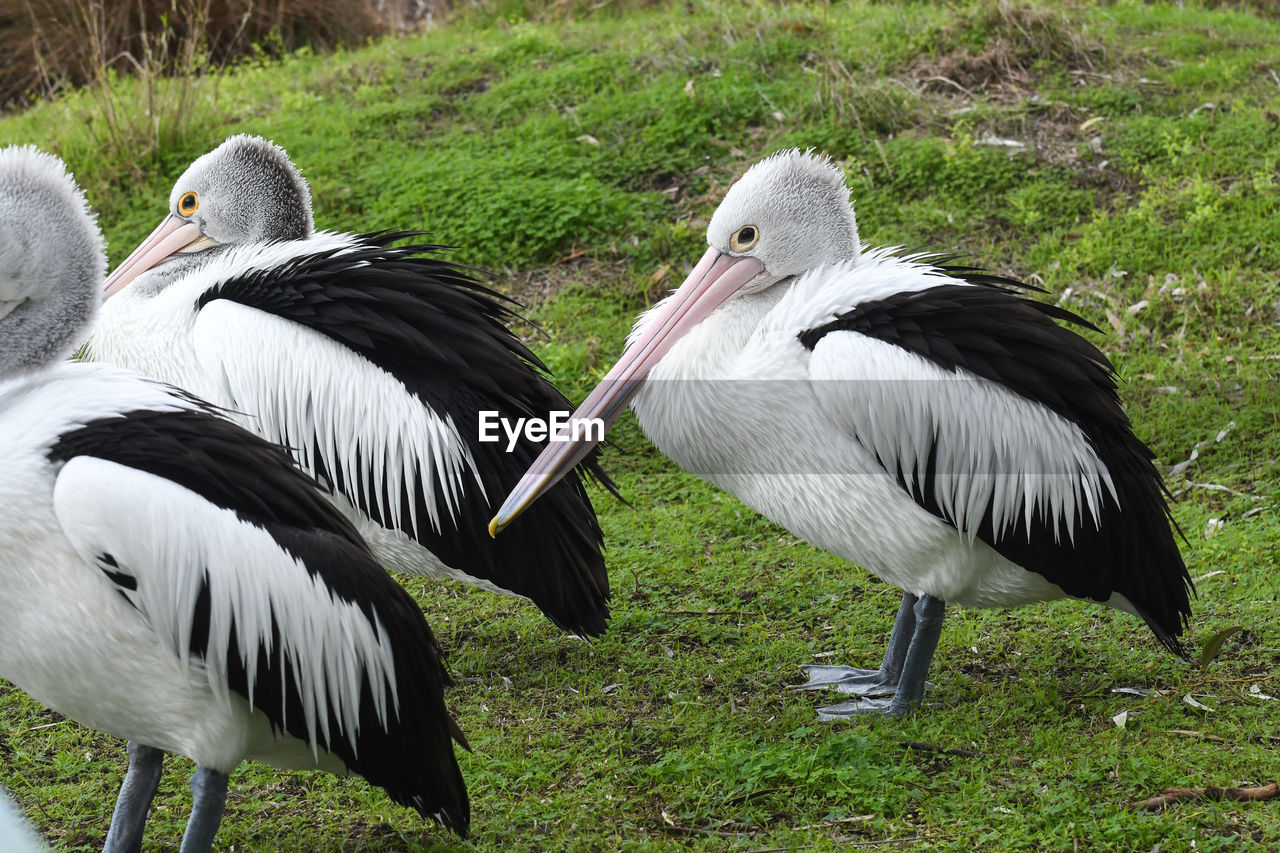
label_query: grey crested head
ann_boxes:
[0,145,105,374]
[99,135,315,300]
[173,134,314,245]
[706,149,860,287]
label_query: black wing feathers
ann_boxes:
[800,262,1192,654]
[199,232,614,636]
[49,407,364,548]
[48,407,470,834]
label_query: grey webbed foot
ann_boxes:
[816,693,913,719]
[795,665,900,697]
[805,592,947,718]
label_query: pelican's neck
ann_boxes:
[126,245,233,299]
[629,280,792,476]
[0,287,95,375]
[639,280,791,383]
[85,265,209,391]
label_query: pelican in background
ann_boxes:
[490,149,1192,717]
[0,146,468,851]
[87,134,613,637]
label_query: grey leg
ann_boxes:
[103,742,165,853]
[178,766,229,853]
[818,594,946,719]
[885,594,946,715]
[798,592,918,695]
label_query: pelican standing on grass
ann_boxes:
[0,146,468,851]
[490,149,1193,717]
[86,134,613,637]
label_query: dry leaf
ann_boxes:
[1183,694,1214,712]
[1248,684,1276,701]
[1136,782,1279,812]
[1111,687,1169,697]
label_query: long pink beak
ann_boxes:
[488,247,764,536]
[103,215,209,299]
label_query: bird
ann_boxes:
[85,134,614,637]
[0,787,46,853]
[489,148,1193,717]
[0,145,469,850]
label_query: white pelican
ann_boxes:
[86,134,613,637]
[0,146,468,850]
[0,787,46,853]
[490,149,1193,717]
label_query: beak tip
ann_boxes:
[487,516,501,539]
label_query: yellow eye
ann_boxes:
[729,224,759,252]
[177,191,199,217]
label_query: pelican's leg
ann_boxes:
[817,594,946,718]
[797,591,918,695]
[177,766,229,853]
[103,741,165,853]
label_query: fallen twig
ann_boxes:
[1190,482,1262,500]
[843,834,955,848]
[1163,729,1227,743]
[11,720,68,737]
[554,248,587,264]
[922,75,975,97]
[667,610,752,617]
[1135,781,1279,811]
[791,815,875,831]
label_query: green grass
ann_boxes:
[2,1,1279,850]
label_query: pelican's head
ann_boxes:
[488,149,859,535]
[0,145,105,373]
[103,134,313,298]
[706,149,860,290]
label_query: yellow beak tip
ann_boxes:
[487,517,501,539]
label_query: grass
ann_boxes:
[2,0,1279,850]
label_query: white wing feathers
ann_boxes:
[807,331,1116,545]
[191,300,484,538]
[51,456,399,755]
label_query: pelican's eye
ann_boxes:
[729,225,759,252]
[177,192,199,217]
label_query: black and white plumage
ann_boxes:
[491,149,1193,717]
[88,134,612,636]
[0,146,468,850]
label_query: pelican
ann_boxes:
[0,146,468,850]
[490,149,1193,717]
[0,787,46,853]
[86,134,612,637]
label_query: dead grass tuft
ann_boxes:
[1197,0,1280,18]
[3,0,424,109]
[908,1,1105,95]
